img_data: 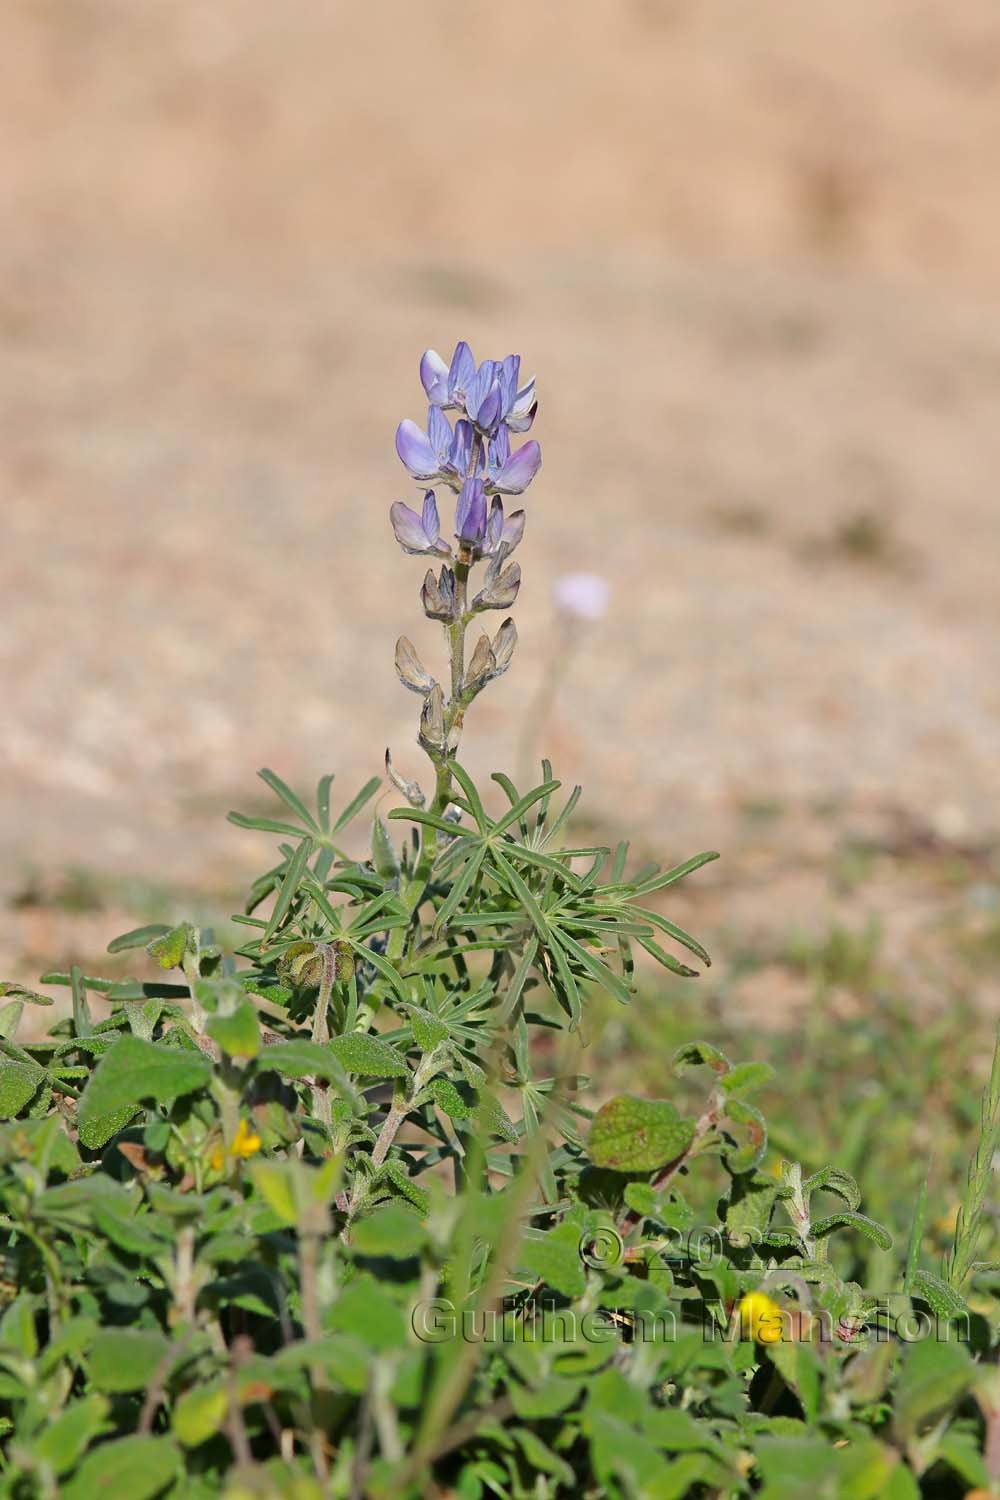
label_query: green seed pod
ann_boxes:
[372,815,401,884]
[277,940,326,990]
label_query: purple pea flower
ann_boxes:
[420,340,477,410]
[419,349,451,406]
[455,477,488,550]
[396,408,478,490]
[463,360,502,434]
[390,490,452,557]
[483,497,526,557]
[497,354,537,433]
[450,484,525,561]
[484,425,542,496]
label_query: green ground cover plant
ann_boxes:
[0,343,997,1498]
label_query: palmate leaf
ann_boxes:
[432,845,486,934]
[257,767,320,833]
[390,764,711,1025]
[332,775,382,833]
[447,760,491,832]
[543,932,582,1026]
[628,849,721,898]
[490,778,562,838]
[550,927,632,1007]
[229,767,378,855]
[490,847,550,943]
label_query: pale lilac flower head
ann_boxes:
[552,572,611,622]
[419,342,537,435]
[393,340,541,561]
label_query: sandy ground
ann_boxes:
[3,1,1000,1016]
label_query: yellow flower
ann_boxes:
[208,1141,226,1173]
[738,1291,785,1345]
[229,1119,262,1160]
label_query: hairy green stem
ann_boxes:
[310,946,337,1128]
[388,438,483,966]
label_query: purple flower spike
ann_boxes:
[396,419,442,481]
[455,477,488,549]
[390,491,452,557]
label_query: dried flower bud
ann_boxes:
[385,747,426,808]
[421,565,457,623]
[472,549,521,612]
[419,683,447,752]
[491,617,518,676]
[395,636,436,696]
[465,633,497,692]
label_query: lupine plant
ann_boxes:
[0,343,996,1499]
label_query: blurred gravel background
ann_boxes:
[3,0,1000,1016]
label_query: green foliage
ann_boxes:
[0,760,993,1497]
[1,354,996,1496]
